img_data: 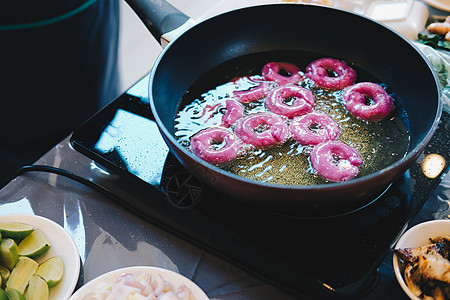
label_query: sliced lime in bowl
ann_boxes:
[0,239,19,271]
[0,223,34,240]
[17,230,51,258]
[4,287,25,300]
[36,256,64,287]
[0,266,10,289]
[24,274,49,300]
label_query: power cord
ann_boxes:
[12,165,122,203]
[11,164,209,256]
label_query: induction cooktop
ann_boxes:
[70,75,449,299]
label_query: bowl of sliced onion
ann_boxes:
[393,219,450,300]
[69,266,209,300]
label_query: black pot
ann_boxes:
[125,0,442,217]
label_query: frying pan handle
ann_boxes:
[124,0,196,47]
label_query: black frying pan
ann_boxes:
[125,0,442,217]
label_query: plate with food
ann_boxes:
[0,214,80,300]
[69,266,209,299]
[424,0,450,12]
[393,219,450,300]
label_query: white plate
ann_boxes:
[392,219,450,300]
[424,0,450,12]
[0,214,80,300]
[69,266,209,299]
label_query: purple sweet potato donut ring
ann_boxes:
[190,127,242,164]
[233,79,275,103]
[265,85,315,119]
[235,112,288,148]
[310,140,363,182]
[221,99,244,127]
[342,82,395,122]
[305,58,356,90]
[262,62,304,85]
[290,111,340,146]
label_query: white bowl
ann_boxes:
[392,219,450,300]
[0,214,81,300]
[69,266,209,299]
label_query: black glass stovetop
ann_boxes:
[70,77,450,299]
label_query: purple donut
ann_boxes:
[310,140,363,182]
[342,82,395,122]
[221,99,244,127]
[262,62,304,85]
[190,127,242,164]
[235,112,288,148]
[265,85,315,119]
[305,58,356,90]
[290,112,340,146]
[233,78,275,103]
